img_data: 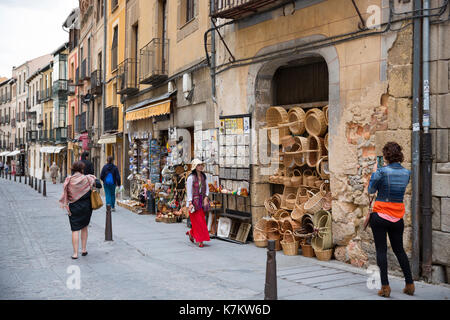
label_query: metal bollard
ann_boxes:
[9,172,11,180]
[14,174,16,182]
[264,240,278,300]
[43,180,46,197]
[105,205,113,241]
[38,179,41,193]
[34,178,37,191]
[24,175,27,185]
[19,175,21,183]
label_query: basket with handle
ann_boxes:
[284,193,297,210]
[253,218,269,247]
[289,217,302,230]
[272,193,282,209]
[302,169,314,186]
[264,198,278,216]
[265,218,281,241]
[293,136,308,167]
[273,209,291,222]
[324,133,329,151]
[315,248,333,261]
[306,135,327,168]
[300,242,315,257]
[305,170,319,188]
[283,168,294,187]
[291,202,305,222]
[281,230,299,256]
[281,135,295,149]
[323,105,329,125]
[311,210,333,251]
[296,186,309,205]
[280,219,293,234]
[305,108,327,137]
[266,107,289,145]
[304,189,326,215]
[290,168,302,187]
[316,156,329,179]
[287,107,306,135]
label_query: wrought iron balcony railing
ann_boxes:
[75,111,87,133]
[104,106,118,133]
[53,80,68,95]
[38,129,47,142]
[139,38,169,85]
[81,59,89,80]
[210,0,292,19]
[27,130,38,142]
[54,127,68,143]
[117,59,139,95]
[90,69,102,95]
[68,81,76,95]
[11,118,16,128]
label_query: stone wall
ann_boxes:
[429,16,450,284]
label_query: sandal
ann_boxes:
[82,251,88,256]
[186,231,194,243]
[71,255,78,260]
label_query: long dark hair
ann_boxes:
[190,169,206,181]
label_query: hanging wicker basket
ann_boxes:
[287,107,306,135]
[323,105,329,125]
[306,135,327,168]
[273,209,291,222]
[305,108,327,137]
[291,203,306,222]
[284,193,297,210]
[296,186,309,205]
[266,107,289,145]
[280,219,293,234]
[264,198,278,216]
[290,168,302,187]
[324,133,329,151]
[293,136,308,167]
[316,156,329,179]
[281,230,299,256]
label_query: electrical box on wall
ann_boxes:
[182,73,193,100]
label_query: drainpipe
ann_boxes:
[411,0,422,281]
[210,1,217,103]
[102,0,107,163]
[421,0,433,282]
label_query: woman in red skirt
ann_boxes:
[186,159,210,247]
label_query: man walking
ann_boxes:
[80,152,94,176]
[0,160,4,175]
[100,156,121,212]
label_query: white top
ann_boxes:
[186,174,209,207]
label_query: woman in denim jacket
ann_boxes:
[368,142,414,297]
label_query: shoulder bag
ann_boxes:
[89,177,103,210]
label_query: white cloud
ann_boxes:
[0,0,79,77]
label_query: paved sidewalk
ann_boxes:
[1,177,449,300]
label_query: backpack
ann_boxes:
[105,172,114,186]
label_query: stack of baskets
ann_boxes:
[261,103,333,260]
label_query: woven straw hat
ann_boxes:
[191,158,204,171]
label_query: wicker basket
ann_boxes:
[272,194,282,209]
[315,248,333,261]
[264,198,278,216]
[273,209,291,222]
[266,107,289,145]
[253,228,268,248]
[291,203,305,222]
[324,133,329,151]
[289,218,302,230]
[316,156,329,179]
[265,218,280,240]
[301,243,315,257]
[281,230,299,256]
[281,135,295,149]
[296,186,309,205]
[290,169,302,187]
[306,135,327,168]
[285,193,297,210]
[304,190,326,215]
[293,136,308,167]
[323,105,329,125]
[287,107,306,135]
[305,108,327,137]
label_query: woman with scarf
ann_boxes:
[185,159,210,248]
[59,161,101,259]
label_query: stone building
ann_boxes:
[210,0,450,283]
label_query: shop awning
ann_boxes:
[125,91,176,122]
[97,135,117,144]
[54,146,66,153]
[0,151,10,156]
[126,99,171,122]
[6,150,20,157]
[40,146,56,153]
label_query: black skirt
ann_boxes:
[68,190,93,231]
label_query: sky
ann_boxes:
[0,0,79,78]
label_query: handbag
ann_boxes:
[91,187,103,210]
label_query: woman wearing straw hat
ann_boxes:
[185,158,210,247]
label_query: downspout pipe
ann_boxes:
[210,1,216,103]
[421,0,433,282]
[411,0,422,281]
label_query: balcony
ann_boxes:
[27,130,38,142]
[81,59,89,80]
[75,112,87,133]
[54,127,68,143]
[21,112,25,122]
[210,0,292,19]
[67,124,73,140]
[40,88,52,102]
[139,38,169,85]
[11,118,16,128]
[90,70,102,95]
[53,80,68,95]
[68,82,76,95]
[49,128,55,142]
[38,129,47,142]
[104,106,118,133]
[117,59,139,95]
[36,92,40,104]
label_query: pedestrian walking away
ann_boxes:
[185,158,210,248]
[0,160,4,175]
[100,156,121,212]
[50,162,59,184]
[59,161,102,259]
[80,151,95,176]
[5,163,9,176]
[367,142,414,298]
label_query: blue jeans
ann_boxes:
[104,184,116,209]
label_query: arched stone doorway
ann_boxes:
[247,34,340,228]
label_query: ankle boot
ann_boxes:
[403,283,415,296]
[378,285,391,297]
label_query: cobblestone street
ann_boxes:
[1,177,449,300]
